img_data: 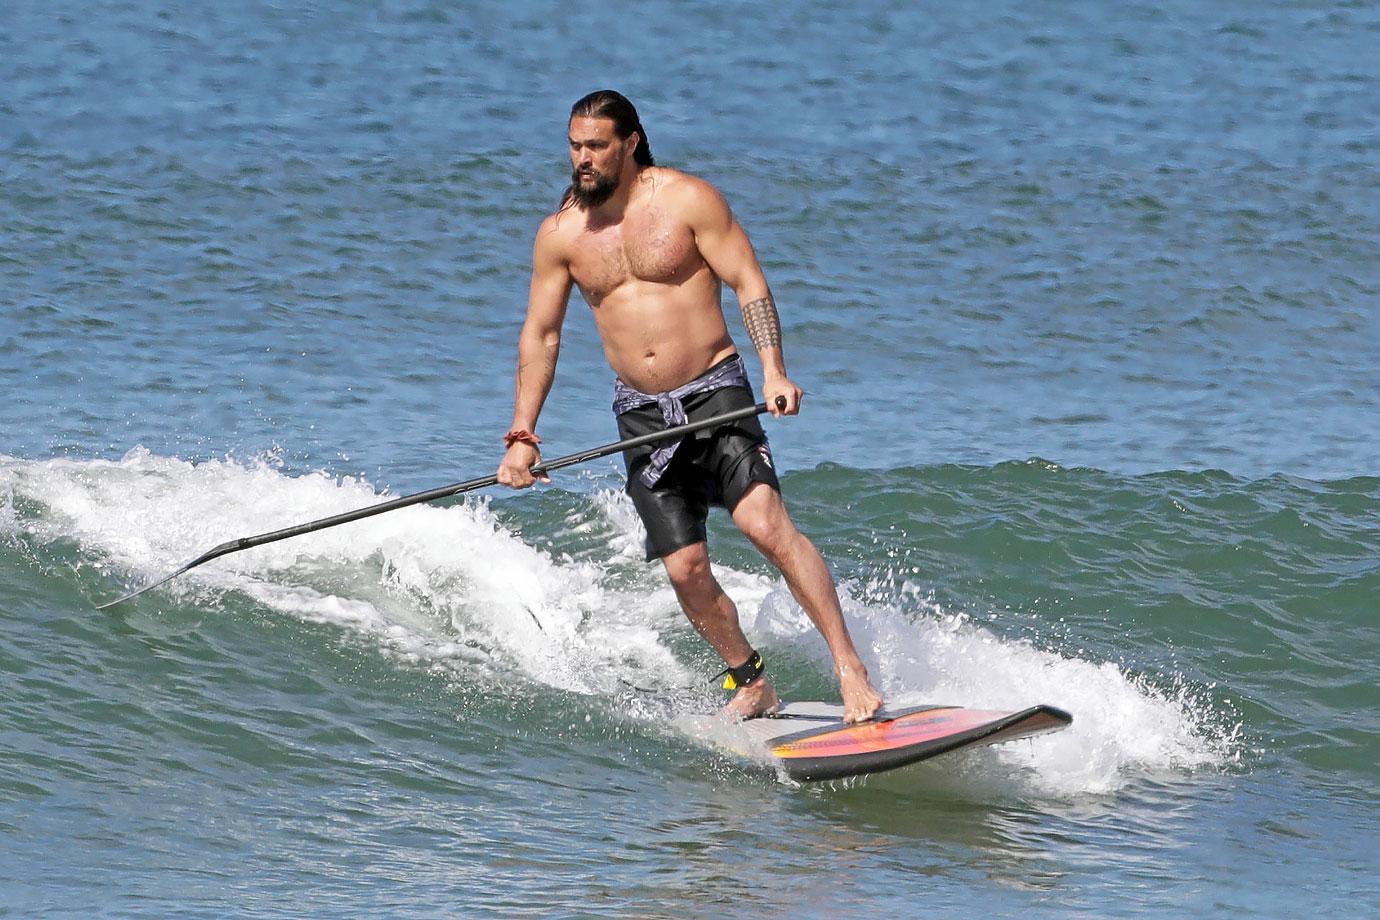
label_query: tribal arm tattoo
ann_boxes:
[741,295,782,352]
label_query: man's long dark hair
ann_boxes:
[561,90,655,208]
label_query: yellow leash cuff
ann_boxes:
[714,650,764,691]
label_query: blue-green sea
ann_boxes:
[3,1,1378,916]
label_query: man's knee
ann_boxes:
[661,542,714,589]
[733,485,797,559]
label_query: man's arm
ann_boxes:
[685,180,802,416]
[497,218,573,488]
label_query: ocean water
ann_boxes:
[2,1,1378,917]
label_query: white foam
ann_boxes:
[588,486,1240,795]
[749,587,1236,795]
[0,450,694,696]
[2,451,1240,795]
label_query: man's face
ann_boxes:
[568,116,631,208]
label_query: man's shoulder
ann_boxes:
[645,166,726,203]
[640,167,732,226]
[535,205,580,245]
[528,207,583,270]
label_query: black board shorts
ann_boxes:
[616,383,781,561]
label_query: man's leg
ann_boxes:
[659,541,780,719]
[731,483,883,723]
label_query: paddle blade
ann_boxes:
[95,564,193,610]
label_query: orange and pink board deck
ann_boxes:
[729,701,1072,781]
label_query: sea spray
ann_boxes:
[2,450,1252,798]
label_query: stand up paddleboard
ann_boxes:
[695,702,1072,782]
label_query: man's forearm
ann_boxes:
[741,293,786,377]
[510,329,560,430]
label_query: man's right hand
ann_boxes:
[496,442,549,489]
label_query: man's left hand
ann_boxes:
[763,377,803,417]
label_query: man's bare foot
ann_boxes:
[837,659,883,723]
[721,676,781,721]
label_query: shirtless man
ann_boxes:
[497,90,882,723]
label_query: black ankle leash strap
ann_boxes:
[713,650,764,691]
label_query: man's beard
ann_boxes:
[569,167,619,208]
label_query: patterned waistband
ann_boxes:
[611,355,750,487]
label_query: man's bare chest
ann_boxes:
[568,209,701,301]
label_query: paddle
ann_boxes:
[96,396,787,609]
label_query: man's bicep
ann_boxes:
[525,231,574,334]
[689,185,766,292]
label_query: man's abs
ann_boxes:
[588,280,737,392]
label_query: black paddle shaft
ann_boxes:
[97,396,787,609]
